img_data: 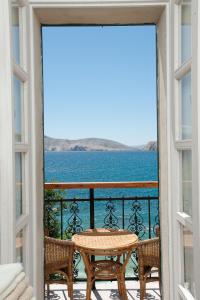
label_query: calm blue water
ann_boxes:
[45,151,158,197]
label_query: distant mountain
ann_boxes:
[44,136,132,151]
[142,141,157,151]
[44,136,157,152]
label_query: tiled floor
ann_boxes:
[46,281,160,300]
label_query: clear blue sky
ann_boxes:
[42,25,157,146]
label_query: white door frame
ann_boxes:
[28,1,170,299]
[0,0,15,263]
[192,0,200,298]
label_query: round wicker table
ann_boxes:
[72,228,138,300]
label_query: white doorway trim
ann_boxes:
[28,1,170,299]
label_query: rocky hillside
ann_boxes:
[143,141,157,151]
[44,136,133,151]
[44,136,157,152]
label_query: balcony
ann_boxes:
[44,181,160,299]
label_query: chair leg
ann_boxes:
[46,283,50,299]
[67,276,73,300]
[158,268,161,296]
[140,278,146,300]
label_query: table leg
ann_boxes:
[117,274,122,296]
[80,251,95,299]
[86,277,93,300]
[118,249,134,300]
[119,273,128,300]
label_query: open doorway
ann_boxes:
[42,25,160,299]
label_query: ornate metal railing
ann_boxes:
[44,181,159,280]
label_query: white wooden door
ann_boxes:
[0,0,33,282]
[171,0,200,299]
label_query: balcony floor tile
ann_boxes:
[46,281,160,300]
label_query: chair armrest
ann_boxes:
[45,236,74,247]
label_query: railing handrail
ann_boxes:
[44,181,158,190]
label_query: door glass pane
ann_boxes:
[16,230,23,263]
[13,76,23,142]
[181,0,191,63]
[182,150,192,215]
[15,153,24,219]
[183,229,195,296]
[12,6,20,65]
[181,72,191,140]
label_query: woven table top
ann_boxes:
[72,228,138,251]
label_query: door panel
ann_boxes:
[172,0,199,299]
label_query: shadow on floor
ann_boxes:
[46,288,160,300]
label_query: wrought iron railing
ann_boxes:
[44,181,159,280]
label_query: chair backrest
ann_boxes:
[45,236,74,264]
[137,237,160,268]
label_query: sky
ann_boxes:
[42,25,157,146]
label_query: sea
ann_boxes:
[45,151,158,194]
[45,151,158,228]
[45,151,158,277]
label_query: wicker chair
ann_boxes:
[45,236,75,300]
[137,237,160,300]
